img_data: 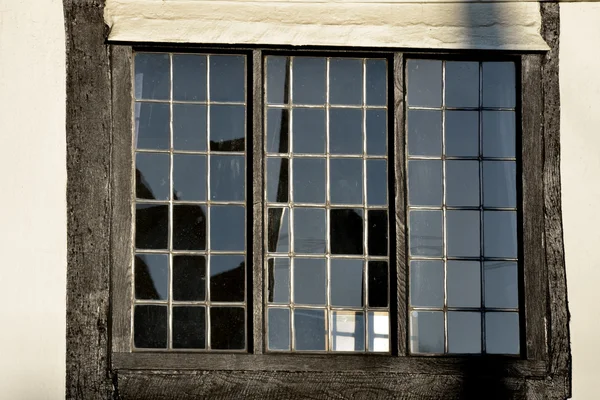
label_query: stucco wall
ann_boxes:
[560,4,600,399]
[0,0,66,398]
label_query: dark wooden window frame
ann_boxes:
[65,2,570,398]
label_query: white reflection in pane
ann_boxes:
[368,311,390,352]
[332,311,365,352]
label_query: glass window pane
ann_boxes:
[134,305,167,349]
[135,254,169,300]
[446,160,479,207]
[135,53,169,100]
[330,158,363,205]
[330,208,363,255]
[482,111,516,158]
[409,210,443,257]
[293,208,326,254]
[330,259,363,307]
[210,155,245,201]
[293,108,325,154]
[368,311,390,352]
[367,160,387,206]
[446,210,480,258]
[410,311,444,354]
[368,261,388,308]
[267,208,290,254]
[135,102,170,150]
[446,61,479,108]
[136,153,170,201]
[410,260,444,308]
[173,54,207,101]
[332,311,365,352]
[267,258,290,304]
[408,160,442,206]
[408,110,442,157]
[210,307,245,350]
[173,204,207,251]
[173,104,207,151]
[266,108,289,154]
[407,60,442,107]
[210,255,245,302]
[294,309,326,351]
[366,109,386,156]
[293,158,325,204]
[330,58,362,105]
[267,56,289,105]
[136,204,169,250]
[268,308,290,350]
[172,306,206,349]
[173,154,206,201]
[445,110,479,157]
[448,312,481,354]
[293,258,326,305]
[209,105,245,152]
[447,261,481,308]
[484,261,518,309]
[366,59,387,106]
[367,210,388,256]
[293,57,326,105]
[483,161,517,208]
[485,312,520,354]
[267,157,289,203]
[210,206,245,251]
[484,211,517,258]
[329,108,362,154]
[482,62,516,108]
[209,55,245,102]
[173,255,206,301]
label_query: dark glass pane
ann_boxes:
[267,258,290,304]
[173,154,207,201]
[173,255,206,301]
[135,102,169,150]
[294,309,326,351]
[173,54,207,101]
[173,104,207,151]
[447,261,481,308]
[408,160,442,206]
[410,260,444,308]
[330,259,363,307]
[485,312,519,354]
[482,111,516,158]
[332,311,365,352]
[134,305,167,349]
[173,204,207,250]
[329,108,362,154]
[293,158,325,204]
[293,258,326,305]
[293,57,326,105]
[209,105,245,152]
[136,204,168,250]
[446,160,480,207]
[330,58,362,105]
[484,261,518,309]
[446,61,479,108]
[368,261,388,308]
[368,210,388,256]
[367,160,387,206]
[446,210,480,258]
[410,311,444,354]
[482,62,516,108]
[268,308,290,350]
[267,208,289,253]
[366,109,386,156]
[293,208,326,254]
[210,255,245,302]
[266,108,289,153]
[368,312,390,352]
[330,158,362,205]
[366,59,387,106]
[292,108,325,154]
[484,211,517,258]
[209,55,245,102]
[330,208,363,255]
[172,306,206,349]
[409,210,443,257]
[210,307,245,350]
[267,157,289,203]
[407,110,442,156]
[134,53,169,100]
[210,155,245,201]
[135,254,168,300]
[267,56,289,105]
[407,60,442,107]
[210,206,245,251]
[446,110,479,157]
[448,312,481,354]
[136,152,170,200]
[483,161,516,208]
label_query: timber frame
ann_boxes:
[65,1,571,398]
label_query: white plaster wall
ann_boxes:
[0,0,66,398]
[560,4,600,399]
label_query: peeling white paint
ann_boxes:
[105,0,548,50]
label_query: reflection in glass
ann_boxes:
[294,258,326,305]
[210,255,245,302]
[366,59,387,106]
[446,210,480,257]
[267,208,290,253]
[173,104,207,151]
[134,305,167,349]
[484,211,517,258]
[447,261,481,308]
[210,155,245,201]
[410,260,444,308]
[445,61,479,108]
[407,59,442,107]
[267,258,290,303]
[330,58,362,105]
[293,158,325,204]
[330,259,363,307]
[293,108,325,154]
[482,62,516,108]
[330,158,363,205]
[293,57,326,105]
[267,157,289,203]
[135,254,168,300]
[410,311,444,354]
[367,160,387,206]
[368,210,388,256]
[210,206,245,251]
[368,311,390,352]
[483,161,516,208]
[135,102,170,150]
[135,53,169,100]
[266,108,289,154]
[446,160,479,207]
[484,261,518,309]
[482,111,516,158]
[330,209,363,255]
[209,55,245,102]
[368,262,388,308]
[210,307,245,350]
[173,204,207,250]
[172,306,206,349]
[409,210,443,257]
[445,110,479,157]
[136,152,170,200]
[485,312,519,354]
[173,54,207,101]
[173,255,206,301]
[329,109,362,154]
[332,311,365,352]
[267,56,289,105]
[173,154,206,201]
[366,109,386,155]
[209,105,245,152]
[448,312,481,354]
[268,308,290,350]
[294,309,326,351]
[408,160,442,206]
[294,208,326,254]
[136,204,169,250]
[407,110,442,156]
